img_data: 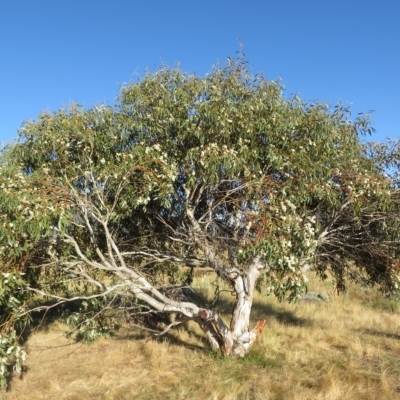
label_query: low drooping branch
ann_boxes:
[18,174,269,356]
[120,250,207,268]
[19,284,125,317]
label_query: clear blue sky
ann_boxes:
[1,1,399,145]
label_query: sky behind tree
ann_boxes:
[1,0,399,145]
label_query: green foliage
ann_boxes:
[0,329,26,389]
[0,271,26,313]
[365,139,400,187]
[0,272,29,389]
[64,297,121,343]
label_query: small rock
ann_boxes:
[299,291,330,303]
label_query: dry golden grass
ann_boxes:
[3,273,400,400]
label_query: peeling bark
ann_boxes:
[191,257,267,356]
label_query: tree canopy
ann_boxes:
[1,59,399,385]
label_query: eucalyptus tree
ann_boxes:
[1,60,399,381]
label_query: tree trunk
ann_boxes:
[186,203,267,356]
[196,256,267,357]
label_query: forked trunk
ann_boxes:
[197,256,267,357]
[186,205,267,356]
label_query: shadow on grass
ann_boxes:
[253,302,310,327]
[114,322,207,351]
[361,328,400,340]
[212,297,311,327]
[20,299,87,337]
[5,297,308,391]
[116,298,310,353]
[19,295,310,361]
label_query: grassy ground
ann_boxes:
[2,272,400,400]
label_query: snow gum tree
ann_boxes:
[1,59,399,382]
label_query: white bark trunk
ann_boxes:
[185,201,267,356]
[193,257,267,357]
[230,256,264,337]
[229,256,266,356]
